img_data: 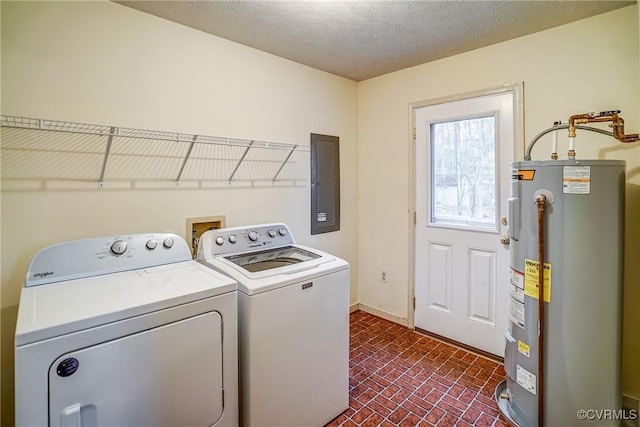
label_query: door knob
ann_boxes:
[500,235,510,245]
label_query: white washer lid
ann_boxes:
[199,244,349,295]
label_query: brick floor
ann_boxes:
[326,311,508,427]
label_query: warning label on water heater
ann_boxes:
[563,166,591,194]
[524,259,551,302]
[510,268,524,291]
[510,297,525,329]
[510,268,525,328]
[517,365,537,395]
[518,340,531,357]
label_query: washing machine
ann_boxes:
[15,233,238,427]
[196,223,349,427]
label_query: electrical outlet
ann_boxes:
[186,215,226,258]
[381,271,388,283]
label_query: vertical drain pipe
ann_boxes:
[536,194,547,427]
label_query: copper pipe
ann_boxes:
[567,111,639,158]
[568,113,592,137]
[568,114,611,138]
[524,124,613,161]
[536,194,547,427]
[569,112,639,142]
[611,115,640,143]
[579,117,613,124]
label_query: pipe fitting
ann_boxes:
[568,113,592,138]
[524,110,637,161]
[611,115,639,143]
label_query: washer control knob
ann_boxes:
[163,238,174,249]
[110,240,128,255]
[268,229,276,238]
[215,236,225,246]
[248,231,259,241]
[228,235,237,244]
[146,239,158,250]
[278,227,287,236]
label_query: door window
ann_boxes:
[430,115,497,231]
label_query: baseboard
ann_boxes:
[356,303,409,327]
[349,303,360,313]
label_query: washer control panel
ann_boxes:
[198,223,295,257]
[26,233,192,287]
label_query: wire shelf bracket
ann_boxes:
[175,134,198,185]
[228,140,254,183]
[98,126,117,188]
[272,145,298,182]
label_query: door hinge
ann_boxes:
[413,296,416,310]
[413,211,417,225]
[413,128,416,141]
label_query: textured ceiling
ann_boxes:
[116,0,635,81]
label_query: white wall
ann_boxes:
[0,2,359,424]
[357,5,639,399]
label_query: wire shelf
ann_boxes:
[1,115,309,187]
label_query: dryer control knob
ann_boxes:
[146,239,158,250]
[163,238,174,249]
[229,235,237,244]
[278,228,287,236]
[215,236,225,246]
[248,231,259,241]
[110,240,128,255]
[268,230,276,238]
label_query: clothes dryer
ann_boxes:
[15,233,238,426]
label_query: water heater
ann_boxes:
[497,159,625,426]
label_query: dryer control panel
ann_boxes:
[26,233,192,287]
[198,223,295,257]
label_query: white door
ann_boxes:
[413,87,520,356]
